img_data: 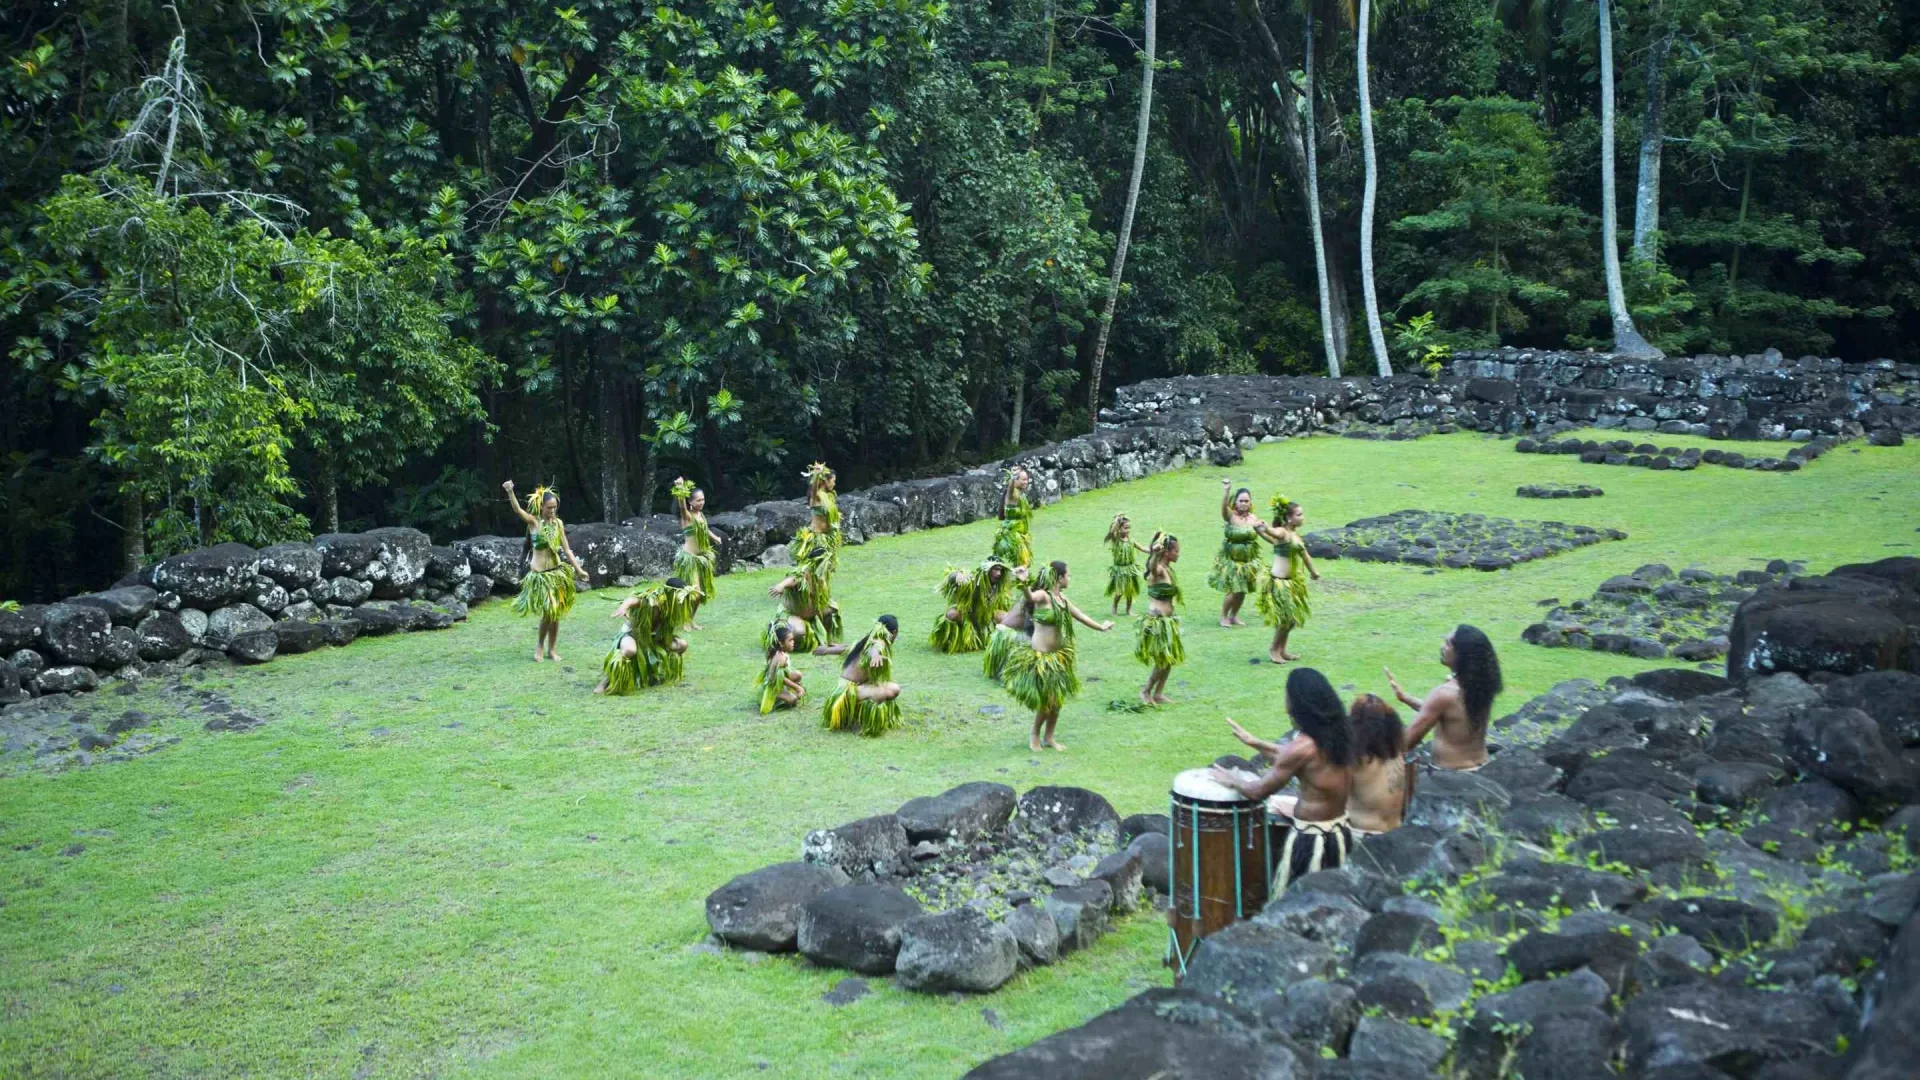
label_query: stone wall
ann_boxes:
[5,349,1914,705]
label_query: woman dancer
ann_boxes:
[1134,533,1184,706]
[982,565,1034,681]
[1256,495,1319,663]
[804,463,842,565]
[823,615,902,736]
[1387,624,1504,771]
[992,467,1035,568]
[503,480,588,662]
[672,478,721,628]
[1232,692,1404,836]
[932,558,1013,654]
[1004,560,1113,752]
[1211,668,1356,892]
[596,576,698,694]
[1210,479,1267,628]
[1105,514,1150,615]
[765,550,845,656]
[755,622,806,713]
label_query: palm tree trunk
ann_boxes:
[1304,6,1340,377]
[1598,0,1663,358]
[1356,0,1392,376]
[1632,29,1673,265]
[1085,0,1157,425]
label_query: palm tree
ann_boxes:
[1355,0,1392,375]
[1596,0,1662,357]
[1086,0,1157,426]
[1303,2,1340,376]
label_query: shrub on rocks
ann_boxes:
[894,908,1019,992]
[705,862,850,951]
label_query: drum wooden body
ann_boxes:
[1167,769,1271,975]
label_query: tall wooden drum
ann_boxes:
[1167,768,1271,975]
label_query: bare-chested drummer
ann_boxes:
[1386,623,1504,771]
[1230,692,1405,836]
[1212,667,1356,892]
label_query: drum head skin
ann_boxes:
[1172,768,1246,804]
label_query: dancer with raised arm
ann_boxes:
[671,478,721,629]
[1105,514,1150,615]
[992,467,1035,569]
[1388,624,1503,771]
[502,480,588,662]
[823,616,903,736]
[1134,532,1184,706]
[1210,478,1266,628]
[1213,667,1356,892]
[756,622,806,713]
[1003,560,1114,752]
[1256,495,1319,663]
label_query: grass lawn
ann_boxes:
[2,432,1916,1079]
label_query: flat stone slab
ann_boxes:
[1522,560,1803,662]
[1305,509,1625,571]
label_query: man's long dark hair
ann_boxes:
[1350,694,1404,764]
[847,614,900,666]
[1286,667,1354,766]
[1451,624,1504,733]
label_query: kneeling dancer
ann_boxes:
[755,622,806,713]
[931,558,1013,654]
[1003,560,1113,752]
[1134,532,1184,706]
[824,616,902,736]
[597,577,699,694]
[1212,667,1355,891]
[765,541,845,655]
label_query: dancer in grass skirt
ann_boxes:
[1104,514,1150,615]
[596,576,699,694]
[1211,478,1270,628]
[823,616,903,736]
[1003,560,1113,752]
[755,622,806,713]
[981,565,1035,681]
[991,467,1035,568]
[671,478,722,628]
[797,463,842,578]
[1135,532,1185,706]
[765,536,846,655]
[503,480,588,662]
[932,558,1014,653]
[1256,495,1319,663]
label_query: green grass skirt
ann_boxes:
[1133,612,1186,670]
[1256,574,1311,630]
[601,636,683,695]
[672,548,716,602]
[982,624,1026,680]
[930,611,984,654]
[1001,644,1080,712]
[822,679,901,737]
[1208,553,1262,595]
[513,566,577,620]
[1107,563,1143,605]
[755,672,800,714]
[991,526,1031,569]
[761,605,842,653]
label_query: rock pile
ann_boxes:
[1516,483,1604,499]
[705,783,1165,994]
[1304,510,1627,571]
[969,662,1920,1079]
[1514,433,1846,473]
[1522,561,1803,662]
[1729,557,1920,684]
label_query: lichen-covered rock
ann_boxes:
[227,630,278,664]
[247,580,289,616]
[313,532,382,579]
[68,586,156,626]
[897,782,1017,842]
[1014,786,1121,842]
[894,907,1019,993]
[41,602,112,665]
[802,814,910,882]
[453,535,526,588]
[1183,918,1335,1013]
[256,542,324,588]
[36,665,99,694]
[271,620,327,654]
[359,527,433,599]
[1005,901,1061,967]
[0,604,43,653]
[152,542,259,609]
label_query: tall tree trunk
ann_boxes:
[596,348,623,524]
[319,466,341,534]
[1356,0,1392,376]
[638,437,659,522]
[555,341,596,517]
[121,490,145,574]
[1632,30,1673,265]
[1010,369,1026,447]
[1304,7,1340,376]
[1242,0,1351,371]
[1597,0,1663,358]
[1085,0,1157,425]
[1724,152,1756,307]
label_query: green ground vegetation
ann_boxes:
[1,433,1916,1079]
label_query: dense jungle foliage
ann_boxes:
[4,0,1917,599]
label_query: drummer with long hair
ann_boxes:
[1386,623,1504,771]
[1213,667,1356,892]
[1229,690,1404,838]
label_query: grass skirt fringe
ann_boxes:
[1208,553,1262,595]
[513,565,577,620]
[1133,612,1186,670]
[1001,645,1080,712]
[672,548,716,601]
[982,624,1026,680]
[930,612,984,654]
[1107,563,1143,606]
[1256,575,1311,630]
[762,605,842,653]
[601,637,683,695]
[755,670,799,714]
[822,680,901,737]
[991,526,1032,569]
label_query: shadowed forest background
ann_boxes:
[4,0,1917,602]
